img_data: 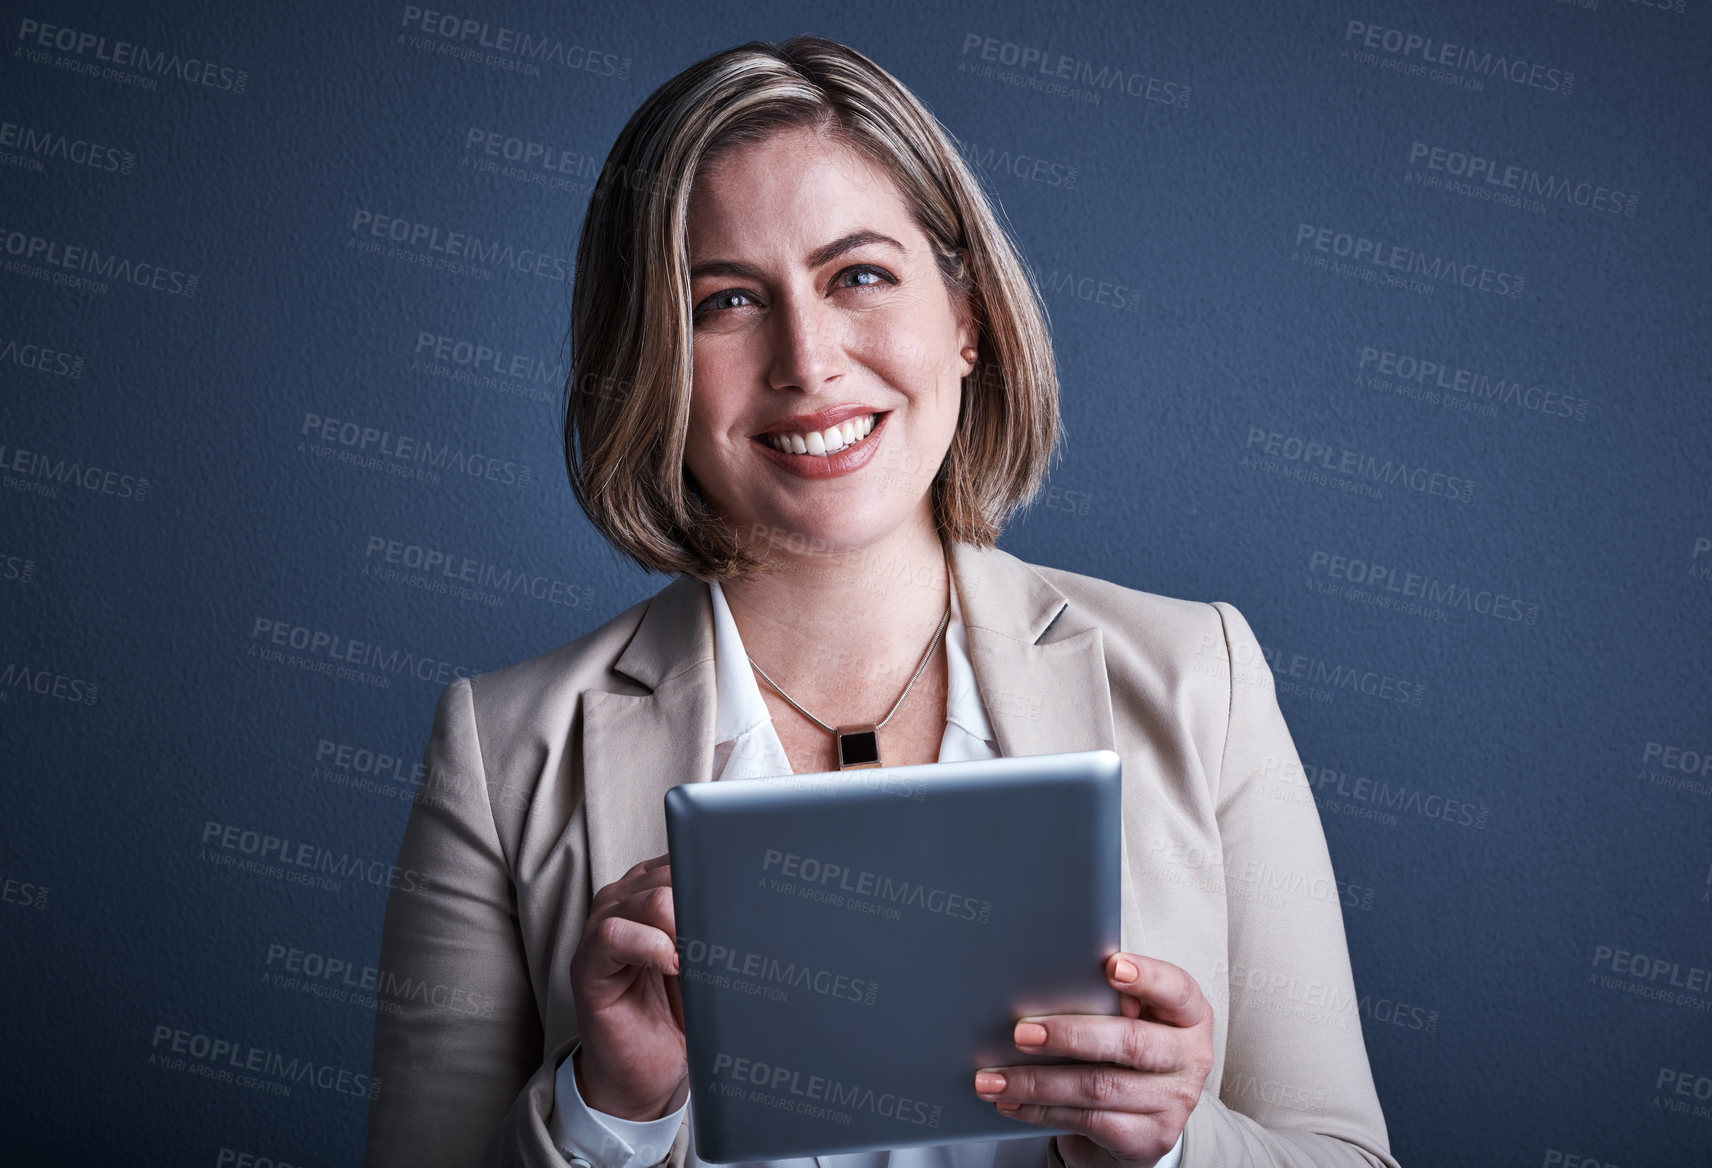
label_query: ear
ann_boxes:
[953,293,980,378]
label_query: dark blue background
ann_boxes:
[4,1,1709,1163]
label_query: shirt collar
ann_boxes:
[708,573,995,752]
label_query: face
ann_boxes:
[681,125,977,564]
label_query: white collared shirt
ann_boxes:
[548,579,1181,1168]
[707,574,1000,783]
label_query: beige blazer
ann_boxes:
[365,540,1400,1168]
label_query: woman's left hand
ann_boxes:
[971,952,1215,1168]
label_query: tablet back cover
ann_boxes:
[664,749,1123,1162]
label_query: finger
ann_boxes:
[622,852,670,874]
[606,881,676,939]
[581,913,679,982]
[1000,1014,1194,1074]
[592,856,675,911]
[1055,1121,1181,1168]
[623,849,674,876]
[603,875,675,919]
[987,1099,1160,1152]
[1105,953,1209,1029]
[588,876,674,938]
[665,967,685,1033]
[973,1061,1181,1111]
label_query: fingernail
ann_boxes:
[1112,958,1138,983]
[974,1071,1006,1094]
[996,1101,1022,1114]
[1014,1021,1047,1047]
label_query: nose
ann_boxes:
[765,289,845,394]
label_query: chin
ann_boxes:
[747,511,895,558]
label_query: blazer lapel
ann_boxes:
[949,540,1118,761]
[950,541,1142,959]
[580,543,1121,892]
[580,572,718,892]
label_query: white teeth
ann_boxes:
[766,414,877,457]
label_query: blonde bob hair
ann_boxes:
[563,33,1061,582]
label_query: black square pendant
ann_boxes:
[835,723,881,769]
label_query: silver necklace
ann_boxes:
[747,605,951,770]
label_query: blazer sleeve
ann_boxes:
[365,676,596,1168]
[1175,603,1402,1168]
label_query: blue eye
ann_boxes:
[693,289,755,321]
[692,266,894,323]
[841,265,893,288]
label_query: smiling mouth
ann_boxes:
[757,412,883,457]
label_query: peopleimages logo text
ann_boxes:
[0,120,134,174]
[1357,346,1588,421]
[202,820,431,895]
[0,441,151,500]
[250,618,479,686]
[1243,429,1475,503]
[301,412,534,487]
[399,7,629,77]
[959,33,1189,106]
[1294,224,1522,299]
[150,1024,374,1097]
[350,210,569,281]
[0,227,198,296]
[16,18,250,92]
[712,1052,944,1127]
[762,849,993,924]
[1407,143,1638,217]
[1344,20,1573,95]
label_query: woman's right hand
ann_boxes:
[568,852,688,1121]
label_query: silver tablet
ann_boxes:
[664,749,1123,1163]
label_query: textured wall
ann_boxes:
[4,1,1709,1163]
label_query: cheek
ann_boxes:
[689,331,747,388]
[688,356,745,434]
[859,316,955,385]
[681,395,727,485]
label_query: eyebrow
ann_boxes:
[688,230,905,281]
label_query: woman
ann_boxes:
[365,34,1400,1168]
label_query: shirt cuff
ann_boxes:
[548,1041,690,1168]
[1155,1130,1184,1168]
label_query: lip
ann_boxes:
[752,403,883,438]
[752,410,889,480]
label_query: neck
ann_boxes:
[715,518,952,717]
